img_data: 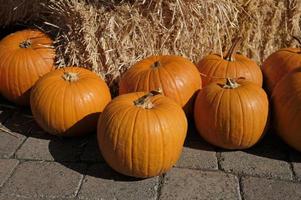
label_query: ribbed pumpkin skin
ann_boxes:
[98,92,187,178]
[262,48,301,95]
[0,29,55,105]
[30,67,111,137]
[119,55,201,114]
[197,54,263,87]
[194,80,268,149]
[272,68,301,152]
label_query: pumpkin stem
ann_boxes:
[134,88,162,109]
[224,37,242,61]
[62,72,79,82]
[223,78,240,89]
[19,40,32,48]
[152,61,161,68]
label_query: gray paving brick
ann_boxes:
[220,134,292,180]
[0,129,26,158]
[0,108,13,124]
[1,161,85,198]
[289,149,301,181]
[80,135,104,163]
[176,140,218,170]
[0,195,32,200]
[78,164,159,200]
[0,159,19,187]
[16,137,84,162]
[242,176,301,200]
[160,168,240,200]
[0,194,73,200]
[3,113,35,136]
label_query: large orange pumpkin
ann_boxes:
[262,47,301,95]
[197,38,262,87]
[194,78,268,149]
[30,67,111,137]
[119,55,201,114]
[272,68,301,152]
[0,29,55,105]
[98,90,187,178]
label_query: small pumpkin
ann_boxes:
[272,68,301,152]
[98,90,187,178]
[194,78,268,149]
[119,55,201,114]
[197,38,262,87]
[262,37,301,95]
[30,67,111,137]
[0,29,55,105]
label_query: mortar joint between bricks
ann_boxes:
[238,175,245,200]
[156,173,165,200]
[215,151,222,170]
[284,146,297,181]
[0,159,20,192]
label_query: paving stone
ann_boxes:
[242,176,301,200]
[160,168,240,200]
[176,140,217,170]
[1,161,85,198]
[0,194,33,200]
[80,135,104,163]
[16,137,85,162]
[0,129,26,158]
[289,149,301,181]
[220,134,292,180]
[0,108,14,124]
[0,194,73,200]
[78,164,159,200]
[0,159,19,187]
[3,113,35,136]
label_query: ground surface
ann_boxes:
[0,97,301,200]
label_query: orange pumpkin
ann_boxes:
[194,78,268,149]
[197,38,262,87]
[119,55,201,114]
[30,67,111,137]
[262,47,301,95]
[0,29,55,105]
[98,90,187,178]
[272,68,301,152]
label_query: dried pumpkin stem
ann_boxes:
[134,88,162,109]
[223,78,240,89]
[19,40,32,48]
[152,61,161,68]
[224,37,242,61]
[62,72,79,82]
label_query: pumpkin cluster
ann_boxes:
[262,40,301,152]
[0,29,300,179]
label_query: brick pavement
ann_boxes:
[0,100,301,200]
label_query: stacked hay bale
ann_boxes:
[1,0,301,93]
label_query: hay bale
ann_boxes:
[0,0,43,27]
[1,0,301,94]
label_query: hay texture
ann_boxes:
[1,0,301,91]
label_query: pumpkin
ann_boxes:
[119,55,201,114]
[194,78,268,149]
[272,68,301,152]
[197,37,262,87]
[97,90,187,178]
[262,38,301,95]
[30,67,111,136]
[0,29,55,105]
